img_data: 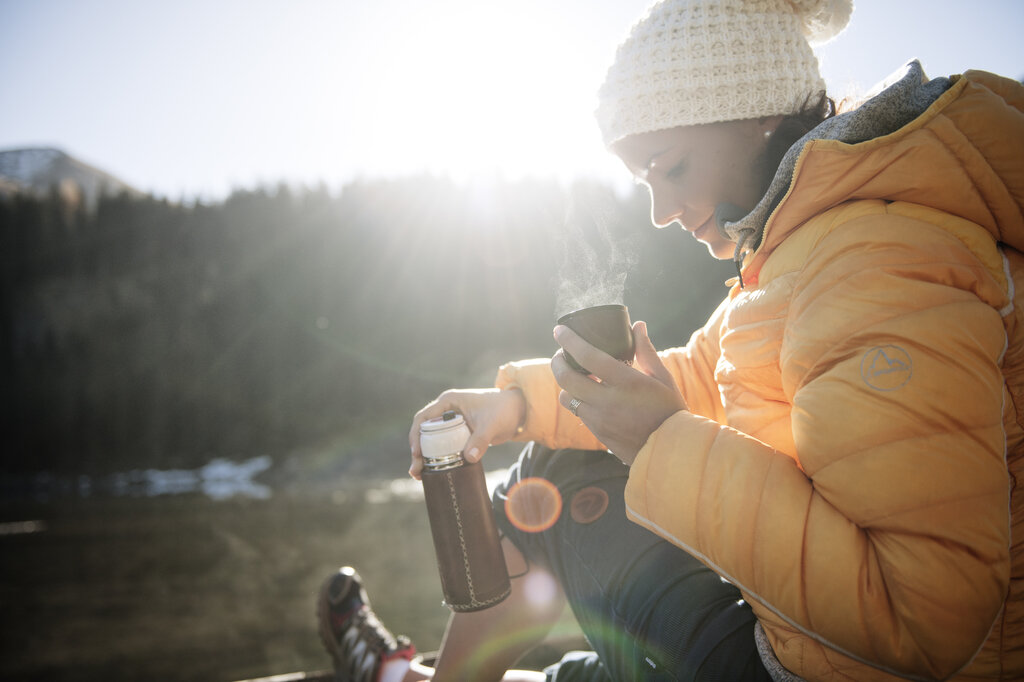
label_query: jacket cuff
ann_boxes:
[494,358,555,443]
[494,358,605,451]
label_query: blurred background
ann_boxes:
[1,1,1022,679]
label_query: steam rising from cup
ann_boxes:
[555,184,637,319]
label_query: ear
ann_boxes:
[757,115,785,137]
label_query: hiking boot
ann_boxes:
[317,566,416,682]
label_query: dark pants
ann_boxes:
[491,443,772,682]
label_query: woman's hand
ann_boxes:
[552,320,687,465]
[408,387,526,479]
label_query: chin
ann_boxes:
[704,240,735,260]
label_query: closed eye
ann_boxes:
[666,159,687,180]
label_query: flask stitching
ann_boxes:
[443,471,510,610]
[445,471,479,607]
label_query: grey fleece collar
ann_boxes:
[723,60,953,286]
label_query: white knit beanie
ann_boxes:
[596,0,854,145]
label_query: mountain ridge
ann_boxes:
[0,146,142,210]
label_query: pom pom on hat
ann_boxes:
[790,0,855,45]
[596,0,853,145]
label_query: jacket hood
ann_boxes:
[724,60,1024,283]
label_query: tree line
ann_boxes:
[0,177,732,474]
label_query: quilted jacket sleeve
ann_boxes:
[624,213,1012,680]
[659,297,728,423]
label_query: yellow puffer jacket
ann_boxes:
[495,68,1024,681]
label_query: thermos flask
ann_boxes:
[420,411,511,612]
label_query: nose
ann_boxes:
[648,183,686,229]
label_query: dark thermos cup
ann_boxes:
[420,411,511,612]
[557,303,636,374]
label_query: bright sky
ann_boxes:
[1,0,1022,200]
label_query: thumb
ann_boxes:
[462,433,490,463]
[634,321,674,387]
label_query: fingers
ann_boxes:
[551,346,604,432]
[409,396,448,455]
[461,434,489,464]
[552,325,628,384]
[456,395,506,464]
[408,393,456,479]
[632,321,675,387]
[550,347,602,404]
[551,326,627,417]
[558,389,586,420]
[409,388,524,479]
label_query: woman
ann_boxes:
[319,0,1024,680]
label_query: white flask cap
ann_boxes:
[420,412,471,466]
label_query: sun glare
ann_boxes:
[358,1,610,182]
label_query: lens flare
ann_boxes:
[504,477,562,533]
[522,570,559,608]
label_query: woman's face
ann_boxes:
[612,118,778,260]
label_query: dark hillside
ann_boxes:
[0,177,731,475]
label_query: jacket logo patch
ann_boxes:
[861,345,912,391]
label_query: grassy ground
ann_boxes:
[0,473,583,681]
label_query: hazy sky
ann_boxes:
[1,0,1022,200]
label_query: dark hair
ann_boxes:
[756,91,837,198]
